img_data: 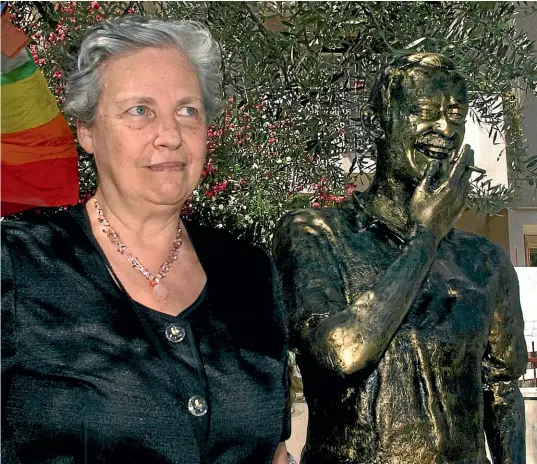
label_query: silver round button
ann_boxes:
[188,395,208,417]
[165,324,186,343]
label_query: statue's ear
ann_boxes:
[360,105,385,140]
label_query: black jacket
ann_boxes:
[2,204,290,463]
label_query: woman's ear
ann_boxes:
[77,121,95,154]
[360,105,385,140]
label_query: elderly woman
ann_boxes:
[2,17,290,463]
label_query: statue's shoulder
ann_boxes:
[273,207,345,259]
[275,207,343,235]
[452,228,500,250]
[451,228,512,270]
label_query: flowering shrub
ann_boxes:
[8,1,537,245]
[10,2,358,244]
[190,97,351,243]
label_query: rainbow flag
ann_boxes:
[1,47,79,216]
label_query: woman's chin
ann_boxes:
[142,189,189,208]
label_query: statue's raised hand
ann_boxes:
[410,144,474,243]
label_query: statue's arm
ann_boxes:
[482,249,527,464]
[274,148,475,377]
[273,209,438,376]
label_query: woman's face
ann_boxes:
[78,47,207,208]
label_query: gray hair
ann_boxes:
[63,16,222,124]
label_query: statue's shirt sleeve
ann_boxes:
[273,208,349,354]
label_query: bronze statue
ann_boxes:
[273,53,527,464]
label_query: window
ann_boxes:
[524,235,537,267]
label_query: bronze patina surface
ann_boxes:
[274,53,527,464]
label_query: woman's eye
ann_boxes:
[127,106,147,116]
[178,106,198,117]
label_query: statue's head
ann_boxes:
[363,53,468,186]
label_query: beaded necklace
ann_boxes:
[94,198,182,301]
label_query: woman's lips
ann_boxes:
[148,161,187,171]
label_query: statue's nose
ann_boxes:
[433,113,456,139]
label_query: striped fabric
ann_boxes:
[1,48,79,216]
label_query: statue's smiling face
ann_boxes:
[387,66,468,183]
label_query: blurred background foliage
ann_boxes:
[8,1,537,245]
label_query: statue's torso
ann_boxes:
[295,208,497,464]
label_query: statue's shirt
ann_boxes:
[274,201,526,464]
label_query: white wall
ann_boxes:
[463,109,509,188]
[516,267,537,352]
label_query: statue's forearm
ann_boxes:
[484,382,526,464]
[308,226,438,375]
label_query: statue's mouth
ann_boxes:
[414,143,452,161]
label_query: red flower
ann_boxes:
[91,1,101,10]
[312,202,320,208]
[29,46,39,62]
[212,180,228,193]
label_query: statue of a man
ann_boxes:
[273,53,527,464]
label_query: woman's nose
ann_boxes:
[154,118,182,150]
